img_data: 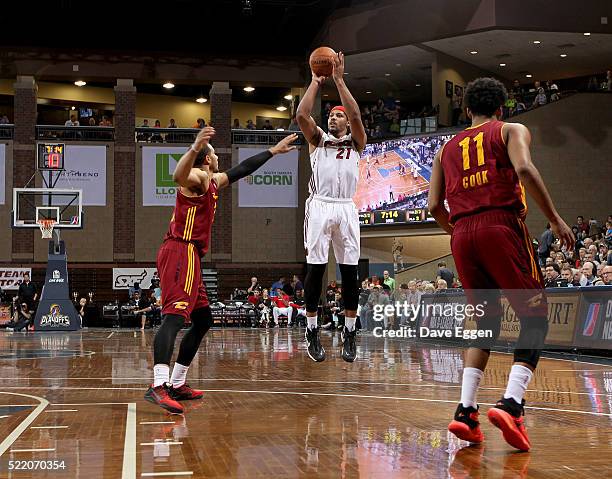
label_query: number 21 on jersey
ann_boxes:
[336,147,352,159]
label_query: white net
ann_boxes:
[37,220,56,239]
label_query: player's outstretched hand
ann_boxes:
[194,126,215,151]
[332,51,344,83]
[270,133,299,155]
[551,217,575,251]
[312,71,327,86]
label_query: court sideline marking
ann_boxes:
[0,392,49,457]
[123,403,137,479]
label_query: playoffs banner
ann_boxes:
[142,146,186,206]
[53,145,107,206]
[0,144,5,205]
[238,147,298,208]
[113,268,158,290]
[0,267,32,290]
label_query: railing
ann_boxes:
[232,129,304,146]
[0,124,14,139]
[135,127,200,144]
[36,125,115,141]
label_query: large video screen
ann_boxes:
[355,133,454,227]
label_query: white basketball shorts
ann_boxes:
[304,195,360,265]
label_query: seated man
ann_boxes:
[130,291,152,330]
[289,289,307,327]
[272,287,293,327]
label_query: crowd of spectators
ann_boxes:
[501,79,563,119]
[537,214,612,288]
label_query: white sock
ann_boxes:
[460,367,483,409]
[171,363,189,388]
[307,316,318,330]
[503,364,533,404]
[153,364,170,388]
[345,317,356,331]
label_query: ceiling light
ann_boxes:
[560,54,568,58]
[323,94,329,97]
[71,106,76,110]
[243,86,255,92]
[395,100,400,103]
[344,72,349,75]
[415,84,421,87]
[396,63,401,67]
[470,51,478,55]
[276,106,287,111]
[74,80,86,87]
[584,32,591,36]
[526,74,532,78]
[499,63,506,67]
[366,91,372,94]
[384,73,391,76]
[196,97,207,103]
[284,94,293,100]
[533,40,541,44]
[163,82,175,89]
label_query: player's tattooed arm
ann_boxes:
[296,72,325,151]
[172,127,215,192]
[428,149,453,235]
[213,134,299,190]
[332,52,367,153]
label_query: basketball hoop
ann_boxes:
[37,219,57,239]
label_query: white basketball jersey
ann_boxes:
[308,132,360,199]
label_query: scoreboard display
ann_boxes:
[360,208,435,226]
[37,143,65,170]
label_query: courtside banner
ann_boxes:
[0,267,32,290]
[0,144,5,205]
[573,286,612,349]
[142,146,186,206]
[53,145,107,206]
[112,268,158,289]
[238,147,298,208]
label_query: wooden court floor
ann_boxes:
[0,328,611,478]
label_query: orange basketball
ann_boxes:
[309,46,337,77]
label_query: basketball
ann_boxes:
[309,46,337,77]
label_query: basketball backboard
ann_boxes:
[12,188,83,229]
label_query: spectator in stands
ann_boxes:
[532,87,547,108]
[232,118,241,129]
[18,273,37,311]
[368,285,391,329]
[167,118,178,128]
[247,277,261,294]
[257,289,273,327]
[574,216,589,235]
[141,119,150,127]
[538,223,554,265]
[270,276,285,297]
[128,282,142,299]
[272,288,293,327]
[582,261,603,286]
[88,117,97,126]
[246,119,256,130]
[588,244,600,266]
[504,93,517,118]
[549,83,560,101]
[100,115,112,127]
[151,120,163,142]
[437,261,455,287]
[65,114,80,127]
[452,90,463,126]
[372,125,383,139]
[602,265,612,285]
[510,79,524,98]
[0,115,10,124]
[383,270,395,292]
[288,116,300,131]
[290,289,307,327]
[436,279,448,290]
[291,274,303,293]
[261,120,274,130]
[544,263,567,288]
[130,290,152,330]
[560,267,574,286]
[282,277,294,297]
[8,299,33,332]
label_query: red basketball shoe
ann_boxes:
[144,384,184,414]
[487,397,530,452]
[169,384,204,401]
[448,404,485,443]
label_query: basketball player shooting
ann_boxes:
[296,52,366,363]
[145,127,298,414]
[428,78,574,451]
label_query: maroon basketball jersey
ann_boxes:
[440,120,526,224]
[165,180,218,256]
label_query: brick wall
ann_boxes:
[113,81,137,260]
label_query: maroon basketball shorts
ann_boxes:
[157,239,209,319]
[451,208,546,319]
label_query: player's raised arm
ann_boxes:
[427,149,453,235]
[332,52,367,153]
[296,73,325,149]
[213,133,298,189]
[173,126,215,189]
[503,123,574,250]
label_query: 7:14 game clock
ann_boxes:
[37,143,65,170]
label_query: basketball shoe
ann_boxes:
[487,397,530,451]
[340,327,357,362]
[170,384,204,401]
[144,384,184,414]
[448,404,484,443]
[305,327,326,362]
